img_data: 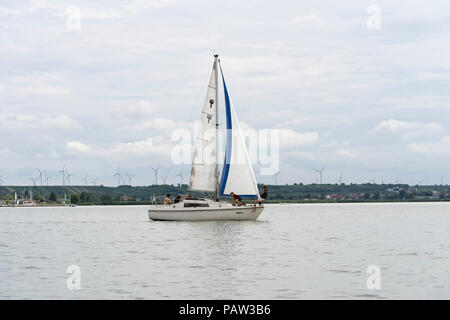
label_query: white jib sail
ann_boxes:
[189,62,218,192]
[219,72,260,198]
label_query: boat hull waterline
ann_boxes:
[148,205,264,221]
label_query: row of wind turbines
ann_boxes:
[21,164,93,187]
[24,165,187,187]
[270,167,446,186]
[112,167,185,186]
[2,166,445,187]
[27,165,85,186]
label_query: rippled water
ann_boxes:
[0,203,449,299]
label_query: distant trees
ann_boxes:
[70,194,80,204]
[100,195,112,204]
[49,192,57,202]
[0,183,449,204]
[80,192,95,203]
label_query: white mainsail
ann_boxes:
[219,66,260,198]
[189,61,218,192]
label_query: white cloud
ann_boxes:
[135,118,191,132]
[112,100,160,119]
[279,129,319,148]
[336,148,358,158]
[120,0,177,13]
[0,113,81,131]
[42,115,82,129]
[291,14,326,28]
[320,141,351,148]
[10,74,70,96]
[34,150,61,159]
[287,150,315,160]
[409,136,450,156]
[66,141,93,154]
[16,0,176,18]
[65,136,172,158]
[275,114,352,130]
[370,119,446,140]
[0,6,19,16]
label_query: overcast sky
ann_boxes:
[1,0,449,186]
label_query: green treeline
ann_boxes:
[1,183,449,205]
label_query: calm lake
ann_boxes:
[0,203,449,299]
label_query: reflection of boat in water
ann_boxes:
[148,55,264,221]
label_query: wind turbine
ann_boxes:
[113,167,122,186]
[336,173,344,184]
[152,167,161,185]
[59,164,66,186]
[441,173,444,186]
[30,177,38,186]
[315,167,325,185]
[176,170,184,186]
[81,173,88,186]
[126,173,135,185]
[370,177,377,184]
[160,167,172,185]
[90,179,97,186]
[44,176,51,186]
[274,171,280,185]
[65,168,75,186]
[36,168,46,186]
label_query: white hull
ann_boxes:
[148,200,264,221]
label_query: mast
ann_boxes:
[214,54,220,201]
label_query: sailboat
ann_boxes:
[148,55,264,221]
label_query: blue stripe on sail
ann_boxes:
[219,71,232,196]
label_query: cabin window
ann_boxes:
[184,203,209,208]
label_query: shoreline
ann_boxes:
[2,198,449,208]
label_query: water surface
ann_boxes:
[0,203,449,299]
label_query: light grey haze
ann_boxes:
[1,1,449,185]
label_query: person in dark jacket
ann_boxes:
[253,185,268,210]
[230,192,244,206]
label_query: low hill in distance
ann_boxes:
[1,183,449,205]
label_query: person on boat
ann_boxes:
[164,194,172,205]
[230,192,244,206]
[174,195,182,203]
[185,194,193,200]
[254,185,269,210]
